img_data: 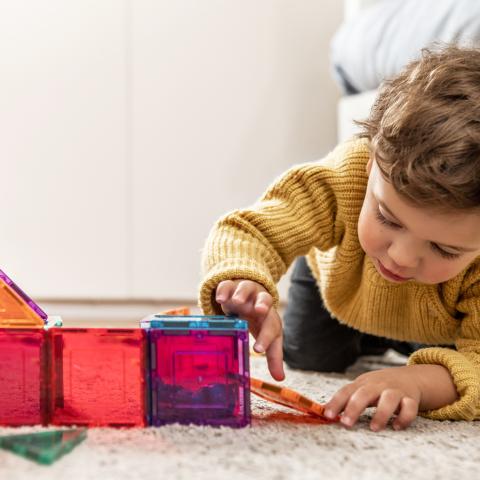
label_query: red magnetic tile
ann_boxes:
[48,328,147,427]
[0,329,47,425]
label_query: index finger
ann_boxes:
[265,335,285,381]
[254,308,285,381]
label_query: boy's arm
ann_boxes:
[325,268,480,429]
[200,167,344,314]
[407,270,480,421]
[200,166,332,313]
[199,139,370,315]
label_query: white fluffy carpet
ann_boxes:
[1,351,479,480]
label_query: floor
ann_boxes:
[1,349,479,480]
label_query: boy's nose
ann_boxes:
[387,239,420,270]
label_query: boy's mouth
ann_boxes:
[376,259,413,283]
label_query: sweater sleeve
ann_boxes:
[407,265,480,420]
[198,142,367,315]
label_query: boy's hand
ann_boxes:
[324,366,421,431]
[323,364,458,431]
[215,279,285,381]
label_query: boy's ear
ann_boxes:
[366,158,373,175]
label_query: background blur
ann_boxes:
[2,0,479,321]
[0,0,343,320]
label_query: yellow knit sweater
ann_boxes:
[199,138,480,421]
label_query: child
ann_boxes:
[199,45,480,431]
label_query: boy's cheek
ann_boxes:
[418,262,462,285]
[357,216,383,258]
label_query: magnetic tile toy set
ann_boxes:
[0,271,250,428]
[0,269,336,432]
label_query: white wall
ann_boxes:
[0,1,343,302]
[0,1,130,298]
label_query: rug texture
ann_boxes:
[1,351,479,480]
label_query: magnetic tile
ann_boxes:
[0,270,47,328]
[0,329,48,426]
[48,328,147,427]
[145,316,250,428]
[0,428,87,465]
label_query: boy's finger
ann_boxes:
[221,285,257,319]
[341,385,379,428]
[392,397,418,431]
[253,308,285,380]
[265,336,285,381]
[216,280,237,304]
[253,307,282,354]
[254,291,273,315]
[216,281,252,316]
[324,383,357,420]
[231,280,256,302]
[370,390,401,431]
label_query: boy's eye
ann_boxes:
[374,206,462,261]
[430,243,461,260]
[375,210,401,229]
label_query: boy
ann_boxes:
[199,46,480,431]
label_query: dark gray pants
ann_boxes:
[283,257,422,373]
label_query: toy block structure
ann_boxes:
[142,315,251,428]
[47,328,148,427]
[0,270,253,429]
[0,328,48,425]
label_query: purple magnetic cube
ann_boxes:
[145,316,251,428]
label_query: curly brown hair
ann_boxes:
[357,44,480,211]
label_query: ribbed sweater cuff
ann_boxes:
[198,260,279,315]
[407,347,480,420]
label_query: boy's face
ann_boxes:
[358,160,480,284]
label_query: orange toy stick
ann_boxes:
[250,377,339,422]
